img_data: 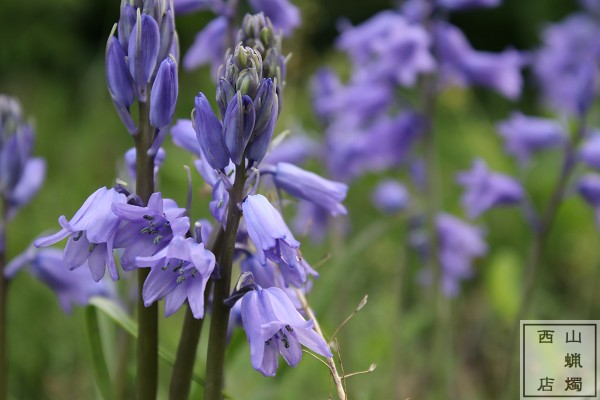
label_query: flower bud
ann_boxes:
[106,37,135,108]
[150,56,178,129]
[193,93,229,170]
[223,92,256,165]
[157,8,175,67]
[128,11,160,101]
[117,3,137,50]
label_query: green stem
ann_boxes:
[204,163,246,400]
[0,200,6,400]
[169,228,224,400]
[135,99,158,400]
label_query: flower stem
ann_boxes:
[0,200,7,400]
[504,118,587,398]
[135,99,158,400]
[204,163,246,400]
[169,222,225,400]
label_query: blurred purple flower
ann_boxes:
[371,180,409,214]
[183,16,228,74]
[435,22,523,99]
[292,200,330,243]
[137,236,215,318]
[248,0,300,36]
[496,112,565,165]
[124,147,166,181]
[5,246,114,313]
[534,14,600,115]
[577,174,600,226]
[436,0,500,11]
[261,134,320,166]
[240,286,331,376]
[337,11,435,87]
[456,159,524,218]
[579,132,600,170]
[0,96,46,218]
[173,0,221,15]
[35,187,127,281]
[171,119,203,158]
[112,192,189,270]
[436,213,487,296]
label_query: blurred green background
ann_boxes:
[1,0,599,399]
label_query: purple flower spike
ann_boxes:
[193,93,229,170]
[240,286,332,376]
[138,236,215,318]
[437,213,487,297]
[273,162,348,216]
[183,16,228,73]
[106,37,135,108]
[150,56,178,129]
[371,180,409,214]
[112,192,189,270]
[34,187,127,281]
[128,12,160,101]
[5,246,114,313]
[436,0,500,11]
[496,112,565,165]
[248,0,301,36]
[456,159,524,219]
[242,194,301,269]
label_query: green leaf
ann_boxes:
[88,297,233,399]
[85,306,115,400]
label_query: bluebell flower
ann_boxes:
[371,180,409,214]
[183,16,228,74]
[496,112,565,165]
[171,119,203,158]
[0,96,46,218]
[579,132,600,170]
[269,162,348,216]
[534,14,600,115]
[436,0,500,11]
[242,194,300,269]
[336,11,435,88]
[173,0,221,15]
[435,22,523,99]
[292,201,331,243]
[261,134,320,166]
[247,0,300,36]
[436,213,487,296]
[5,245,114,313]
[240,286,332,376]
[34,187,127,281]
[137,236,215,318]
[456,159,524,218]
[112,192,189,270]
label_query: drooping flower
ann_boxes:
[270,162,348,216]
[533,13,600,115]
[240,286,332,376]
[435,22,523,100]
[371,180,410,214]
[496,112,565,165]
[336,11,435,88]
[242,194,300,269]
[0,96,46,219]
[112,192,189,270]
[456,159,524,218]
[5,245,114,313]
[137,236,215,318]
[579,132,600,170]
[436,213,487,296]
[34,187,127,281]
